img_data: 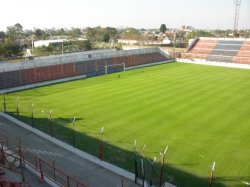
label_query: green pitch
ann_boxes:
[2,62,250,186]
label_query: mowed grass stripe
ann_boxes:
[3,62,250,187]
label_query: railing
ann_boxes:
[0,139,87,187]
[30,152,87,187]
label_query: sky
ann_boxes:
[1,0,249,31]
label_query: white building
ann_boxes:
[34,39,67,48]
[34,38,86,48]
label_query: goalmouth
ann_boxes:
[105,63,126,75]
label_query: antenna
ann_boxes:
[233,0,241,32]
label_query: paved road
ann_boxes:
[0,116,140,187]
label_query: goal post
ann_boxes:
[105,63,126,75]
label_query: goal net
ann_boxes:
[105,63,125,75]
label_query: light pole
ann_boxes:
[72,117,76,147]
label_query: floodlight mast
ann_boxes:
[233,0,241,33]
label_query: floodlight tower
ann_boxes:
[233,0,241,32]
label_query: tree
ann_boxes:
[2,23,24,58]
[160,24,167,33]
[77,40,92,51]
[35,29,44,40]
[0,31,5,42]
[186,31,214,40]
[103,33,110,42]
[6,23,23,44]
[0,43,5,60]
[14,23,23,32]
[70,28,82,39]
[105,27,118,41]
[85,27,103,42]
[33,45,53,56]
[122,28,141,37]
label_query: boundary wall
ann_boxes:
[177,58,250,69]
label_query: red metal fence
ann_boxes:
[0,138,87,187]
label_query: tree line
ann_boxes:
[1,23,249,61]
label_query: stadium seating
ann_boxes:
[49,64,64,80]
[0,73,4,89]
[186,39,218,59]
[233,40,250,64]
[35,66,50,82]
[62,63,75,77]
[3,71,21,88]
[0,49,169,90]
[75,61,87,75]
[21,68,36,84]
[181,37,250,64]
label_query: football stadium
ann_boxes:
[0,0,250,187]
[1,36,250,187]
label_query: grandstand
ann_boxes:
[0,48,171,92]
[181,37,250,64]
